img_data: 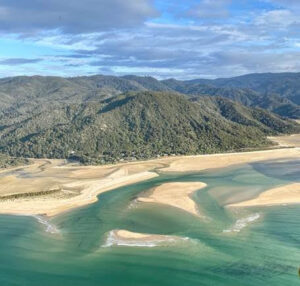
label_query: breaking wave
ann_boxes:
[223,213,260,233]
[33,215,59,234]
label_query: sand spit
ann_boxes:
[138,182,207,216]
[103,230,188,247]
[229,183,300,207]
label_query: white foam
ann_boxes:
[127,200,139,210]
[102,231,189,248]
[33,215,59,234]
[223,213,260,233]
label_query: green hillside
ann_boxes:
[1,73,298,120]
[0,92,298,165]
[162,79,300,119]
[185,72,300,106]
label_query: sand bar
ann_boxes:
[103,229,187,247]
[116,230,156,239]
[229,183,300,207]
[0,136,299,217]
[138,182,207,216]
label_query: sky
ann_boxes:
[0,0,299,79]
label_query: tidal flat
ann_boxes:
[0,152,299,286]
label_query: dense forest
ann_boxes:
[0,153,29,169]
[0,85,299,165]
[0,72,299,119]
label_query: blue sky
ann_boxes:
[0,0,299,79]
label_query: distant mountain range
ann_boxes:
[0,73,299,164]
[0,72,299,119]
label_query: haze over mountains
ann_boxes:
[0,72,299,165]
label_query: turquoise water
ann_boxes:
[0,159,299,285]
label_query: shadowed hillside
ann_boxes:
[0,73,299,119]
[0,91,298,164]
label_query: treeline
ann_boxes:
[0,153,30,169]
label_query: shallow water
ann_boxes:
[0,159,299,286]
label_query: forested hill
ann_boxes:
[162,72,300,118]
[188,72,300,104]
[0,91,299,165]
[0,73,299,119]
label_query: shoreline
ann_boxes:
[0,136,299,217]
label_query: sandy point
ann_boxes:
[228,183,300,207]
[138,182,207,216]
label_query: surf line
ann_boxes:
[33,215,59,234]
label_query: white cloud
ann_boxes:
[255,9,298,27]
[0,0,299,79]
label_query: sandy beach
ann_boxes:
[138,182,207,216]
[229,183,300,207]
[0,134,299,217]
[162,147,300,173]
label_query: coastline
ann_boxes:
[0,135,299,217]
